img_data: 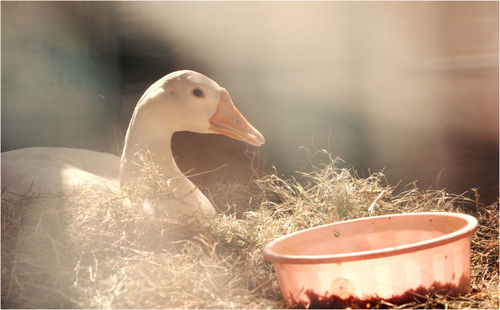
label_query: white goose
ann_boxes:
[1,70,265,215]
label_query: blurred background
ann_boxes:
[2,2,498,203]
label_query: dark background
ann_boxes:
[2,2,498,203]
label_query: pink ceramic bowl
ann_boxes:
[263,212,478,308]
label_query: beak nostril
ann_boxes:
[236,119,242,126]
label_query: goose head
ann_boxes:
[120,70,265,187]
[130,70,265,146]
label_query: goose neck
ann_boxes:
[119,127,182,187]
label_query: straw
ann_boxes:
[2,150,498,309]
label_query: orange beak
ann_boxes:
[209,89,265,146]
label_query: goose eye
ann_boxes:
[192,88,204,98]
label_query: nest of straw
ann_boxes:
[2,152,498,309]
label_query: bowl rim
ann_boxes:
[263,212,478,264]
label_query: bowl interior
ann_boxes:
[270,213,472,257]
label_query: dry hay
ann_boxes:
[1,151,498,309]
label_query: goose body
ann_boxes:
[2,147,120,193]
[1,70,265,215]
